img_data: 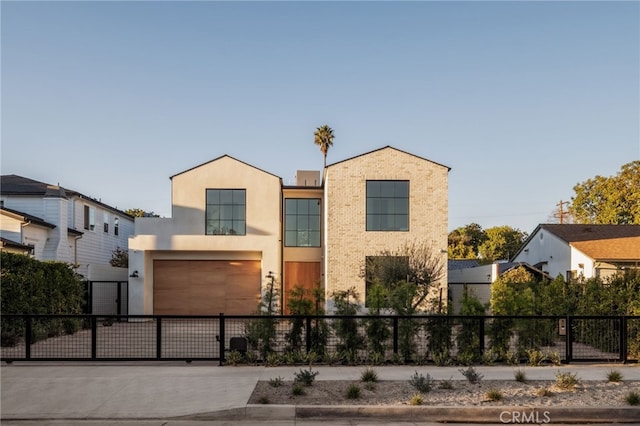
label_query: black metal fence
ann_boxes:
[1,314,638,365]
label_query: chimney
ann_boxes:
[42,185,72,262]
[294,170,321,187]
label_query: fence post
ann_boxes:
[393,317,399,355]
[91,316,98,360]
[305,316,312,354]
[478,317,485,357]
[565,316,572,364]
[25,316,32,360]
[219,313,225,366]
[116,282,123,320]
[156,317,162,359]
[620,316,628,364]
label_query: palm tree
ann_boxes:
[314,125,334,169]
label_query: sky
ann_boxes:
[2,1,638,234]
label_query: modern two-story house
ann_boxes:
[0,175,135,280]
[128,146,450,315]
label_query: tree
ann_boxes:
[569,160,640,224]
[313,124,334,169]
[109,247,128,268]
[478,226,527,262]
[447,223,487,259]
[124,208,159,218]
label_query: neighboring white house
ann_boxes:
[511,224,640,281]
[128,146,450,316]
[0,175,135,280]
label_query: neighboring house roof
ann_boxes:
[1,206,84,236]
[572,237,640,261]
[1,206,56,229]
[1,175,134,219]
[512,223,640,261]
[169,154,283,181]
[448,259,480,270]
[1,237,34,252]
[326,146,452,171]
[498,261,550,280]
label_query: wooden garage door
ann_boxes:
[153,260,261,315]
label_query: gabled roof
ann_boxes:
[170,154,282,181]
[538,224,640,243]
[1,207,56,229]
[326,146,451,171]
[513,224,640,261]
[0,175,134,219]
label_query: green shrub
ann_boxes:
[360,367,378,383]
[526,349,545,366]
[607,370,623,383]
[294,368,319,386]
[269,376,284,387]
[625,391,640,406]
[409,393,424,405]
[536,387,553,397]
[514,369,527,383]
[459,366,483,384]
[409,371,434,393]
[555,371,579,390]
[225,350,243,366]
[345,384,361,399]
[438,378,454,390]
[486,388,504,401]
[291,383,305,396]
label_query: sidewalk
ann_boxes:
[1,362,639,422]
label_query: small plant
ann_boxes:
[268,376,284,387]
[547,351,561,366]
[459,366,484,384]
[505,350,520,366]
[432,350,451,366]
[360,367,378,383]
[536,387,553,397]
[607,369,623,383]
[555,371,579,390]
[265,352,280,367]
[526,349,545,366]
[225,350,243,366]
[409,371,434,393]
[245,350,258,365]
[482,349,498,365]
[486,388,504,401]
[368,351,385,366]
[409,393,424,405]
[438,377,454,390]
[364,382,377,391]
[625,391,640,406]
[346,384,361,399]
[294,367,319,386]
[257,395,270,404]
[325,351,341,366]
[291,383,305,396]
[514,369,527,383]
[305,350,319,365]
[456,351,475,366]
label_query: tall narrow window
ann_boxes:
[114,217,119,236]
[285,198,321,247]
[366,180,409,231]
[103,212,109,233]
[84,206,95,230]
[206,189,246,235]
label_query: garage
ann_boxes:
[153,260,261,315]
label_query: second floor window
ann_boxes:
[285,198,321,247]
[366,180,409,231]
[206,189,246,235]
[84,206,95,231]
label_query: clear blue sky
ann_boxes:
[2,1,638,234]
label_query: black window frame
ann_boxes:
[284,198,321,247]
[205,189,247,236]
[366,180,409,231]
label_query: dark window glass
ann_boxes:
[284,198,321,247]
[205,189,246,235]
[366,181,409,231]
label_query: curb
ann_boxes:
[178,404,640,424]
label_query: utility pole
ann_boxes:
[554,200,570,224]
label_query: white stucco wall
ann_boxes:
[128,156,283,314]
[513,228,572,280]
